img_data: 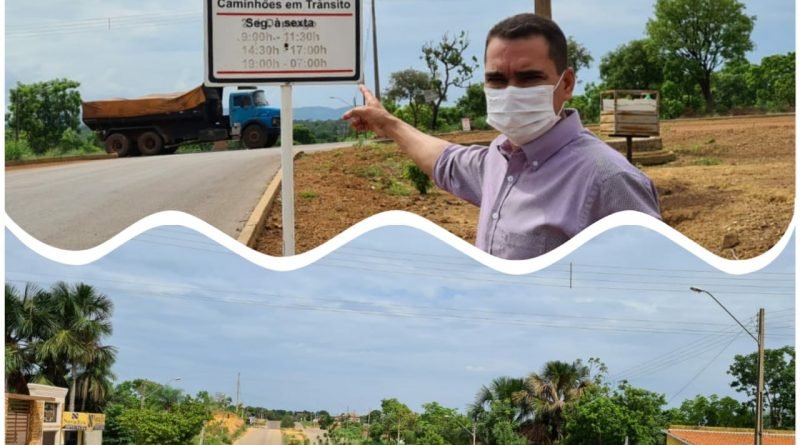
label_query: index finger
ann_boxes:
[358,84,380,107]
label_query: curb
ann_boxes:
[5,153,117,169]
[237,151,304,248]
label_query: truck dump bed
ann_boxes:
[82,85,208,120]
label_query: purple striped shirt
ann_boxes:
[433,110,661,259]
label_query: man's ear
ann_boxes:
[562,67,576,102]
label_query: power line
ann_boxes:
[7,12,202,39]
[610,319,757,382]
[3,272,747,329]
[7,277,789,339]
[667,328,744,403]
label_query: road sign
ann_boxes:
[204,0,362,85]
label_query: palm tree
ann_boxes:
[470,376,528,420]
[468,377,529,445]
[5,283,56,394]
[37,282,116,412]
[77,351,117,412]
[516,360,594,444]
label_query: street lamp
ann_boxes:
[446,415,477,445]
[329,96,356,108]
[690,287,764,445]
[140,377,182,409]
[330,96,358,140]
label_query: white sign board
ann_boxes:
[205,0,362,85]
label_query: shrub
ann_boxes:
[404,164,432,195]
[280,414,296,429]
[5,138,34,161]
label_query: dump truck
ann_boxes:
[82,86,281,157]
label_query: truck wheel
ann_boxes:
[242,125,268,149]
[265,133,279,148]
[137,131,164,156]
[105,133,133,157]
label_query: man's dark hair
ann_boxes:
[485,13,568,73]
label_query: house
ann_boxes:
[5,384,68,445]
[5,384,104,445]
[664,425,796,445]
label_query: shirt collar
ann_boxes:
[495,109,584,165]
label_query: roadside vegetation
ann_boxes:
[5,281,250,445]
[7,280,794,444]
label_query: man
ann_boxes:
[344,13,661,260]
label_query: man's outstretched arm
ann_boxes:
[343,85,451,177]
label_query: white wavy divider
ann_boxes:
[6,209,796,275]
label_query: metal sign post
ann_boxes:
[280,84,295,255]
[204,0,362,255]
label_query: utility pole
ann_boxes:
[236,372,241,416]
[755,308,765,445]
[689,288,764,445]
[371,0,381,100]
[534,0,552,19]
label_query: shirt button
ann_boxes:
[507,175,514,183]
[532,161,539,169]
[491,212,499,220]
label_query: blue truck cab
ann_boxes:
[229,90,281,149]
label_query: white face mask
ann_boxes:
[485,72,566,146]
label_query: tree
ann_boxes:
[666,394,753,427]
[599,39,664,90]
[294,124,317,145]
[385,69,433,128]
[416,402,470,445]
[421,31,479,131]
[112,395,210,445]
[646,0,755,112]
[566,37,593,76]
[515,359,602,444]
[563,383,667,445]
[37,282,116,412]
[562,387,626,445]
[456,83,486,120]
[491,419,526,445]
[281,413,296,428]
[712,58,757,113]
[728,345,795,429]
[76,354,116,412]
[5,283,55,394]
[318,410,334,430]
[469,376,528,423]
[476,399,528,445]
[753,52,795,111]
[565,82,604,124]
[370,398,416,443]
[6,79,83,154]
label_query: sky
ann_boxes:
[4,0,796,109]
[5,224,795,414]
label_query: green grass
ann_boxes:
[385,180,411,196]
[353,165,384,178]
[693,157,722,166]
[300,191,319,199]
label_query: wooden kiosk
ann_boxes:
[599,90,661,163]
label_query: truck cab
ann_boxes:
[229,90,281,149]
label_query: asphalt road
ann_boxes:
[5,142,352,249]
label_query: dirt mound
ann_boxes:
[211,411,245,436]
[256,115,794,260]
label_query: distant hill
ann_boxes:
[294,106,351,121]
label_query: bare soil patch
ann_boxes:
[255,115,794,260]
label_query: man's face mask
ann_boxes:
[484,71,566,146]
